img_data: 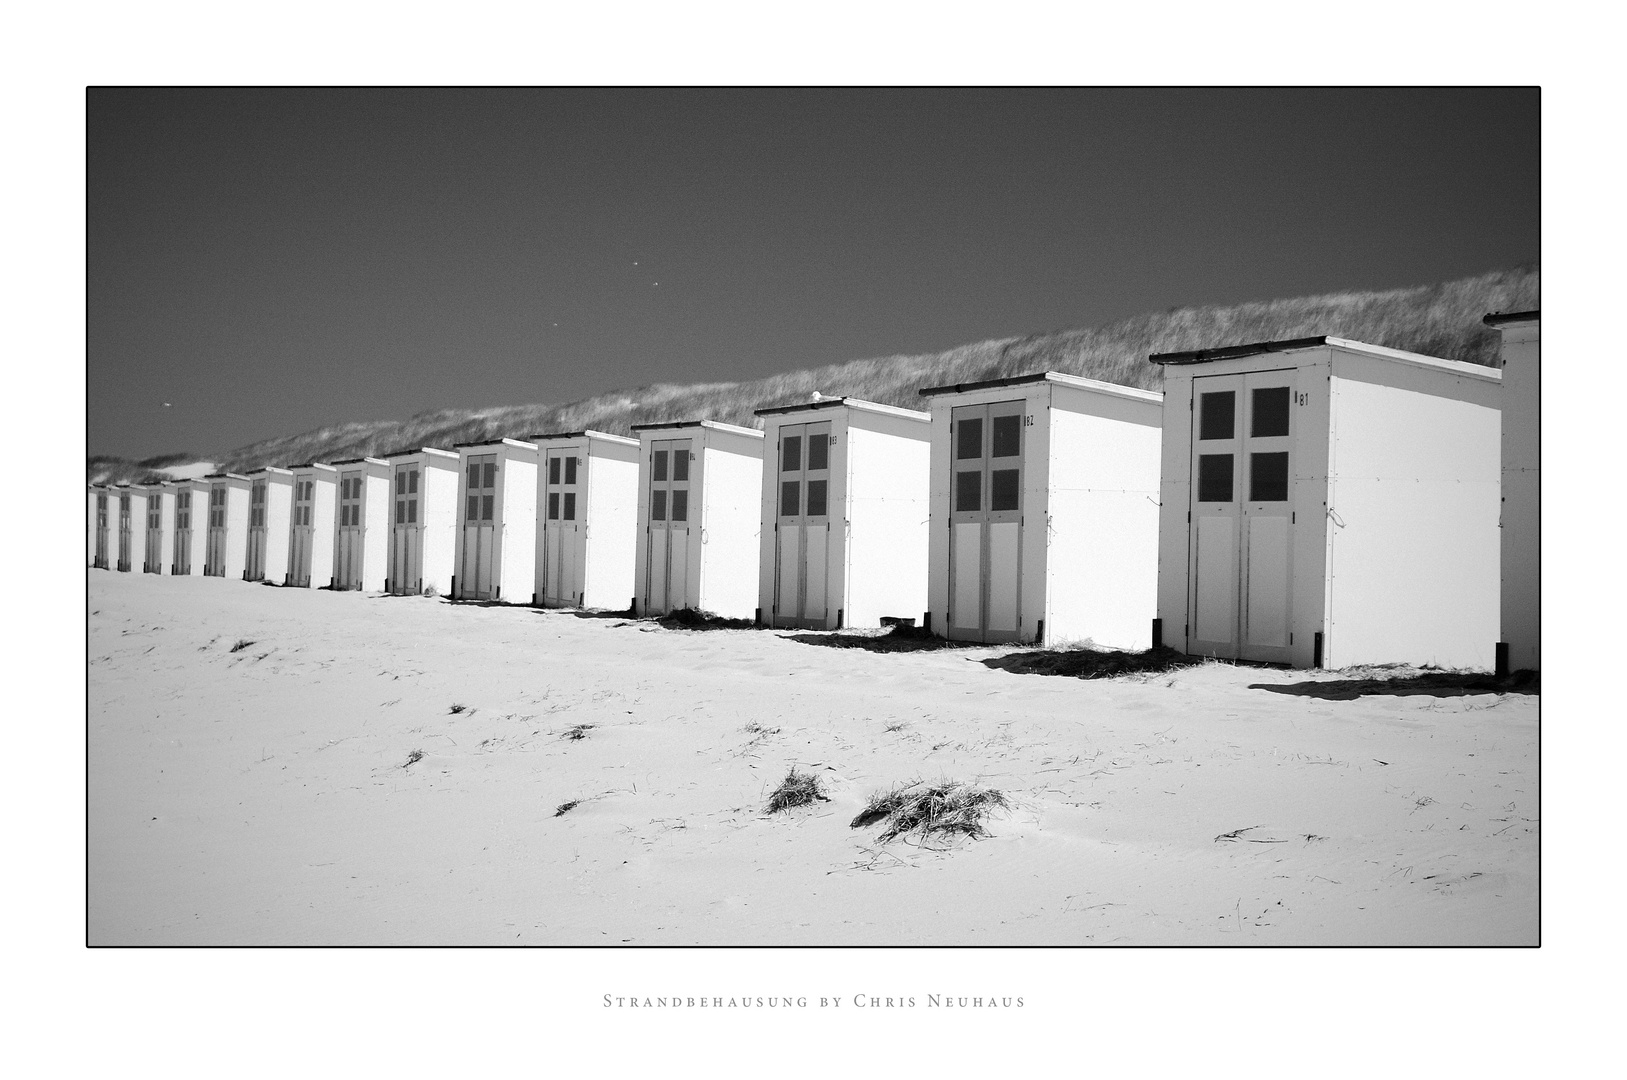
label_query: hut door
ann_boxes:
[116,494,132,571]
[644,439,692,614]
[391,465,421,594]
[1188,371,1296,662]
[947,401,1025,643]
[246,480,267,581]
[173,491,191,574]
[336,471,364,590]
[544,450,581,606]
[145,495,163,573]
[95,494,109,568]
[205,486,227,576]
[460,455,497,599]
[773,422,833,627]
[289,480,313,586]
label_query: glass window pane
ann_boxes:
[1249,452,1289,501]
[807,433,828,471]
[806,479,827,517]
[782,436,802,472]
[549,457,561,484]
[565,457,577,484]
[1252,387,1291,438]
[396,502,405,524]
[652,490,667,521]
[408,471,418,494]
[956,470,981,512]
[1199,392,1235,441]
[956,417,983,460]
[397,472,406,494]
[483,463,496,489]
[563,493,576,520]
[652,450,668,481]
[1197,454,1234,502]
[466,495,478,520]
[407,501,417,523]
[991,469,1020,511]
[468,464,478,488]
[673,449,689,481]
[548,493,559,520]
[991,415,1021,458]
[781,480,800,517]
[481,494,494,521]
[670,490,687,521]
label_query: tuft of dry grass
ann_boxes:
[402,749,424,768]
[765,768,830,814]
[563,724,595,741]
[230,639,255,653]
[554,799,580,817]
[448,703,467,714]
[850,781,1009,843]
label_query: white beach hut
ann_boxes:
[331,457,391,592]
[115,485,148,573]
[631,420,764,619]
[171,479,208,575]
[1485,311,1539,674]
[141,482,175,574]
[753,398,932,630]
[244,467,294,584]
[919,372,1164,647]
[90,486,110,569]
[530,430,641,610]
[384,447,460,597]
[203,473,252,579]
[286,463,338,588]
[1150,336,1502,669]
[452,439,538,602]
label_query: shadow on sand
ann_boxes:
[980,645,1209,680]
[1250,668,1539,699]
[785,625,974,653]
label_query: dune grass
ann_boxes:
[850,780,1009,843]
[765,768,829,814]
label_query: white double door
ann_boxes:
[245,479,267,580]
[173,491,192,575]
[643,439,692,615]
[390,464,422,595]
[542,450,581,606]
[460,455,498,599]
[773,421,833,627]
[947,400,1025,643]
[288,480,315,586]
[335,471,366,590]
[1188,369,1297,662]
[204,485,227,576]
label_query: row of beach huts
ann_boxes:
[88,316,1540,673]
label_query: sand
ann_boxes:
[87,570,1537,946]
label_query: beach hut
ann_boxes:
[1486,311,1540,674]
[115,486,148,573]
[531,430,641,609]
[171,479,208,575]
[452,439,538,602]
[1150,336,1501,669]
[331,457,391,592]
[286,463,338,588]
[753,398,932,630]
[919,372,1163,647]
[631,420,764,619]
[90,486,110,569]
[141,482,175,574]
[244,467,294,584]
[203,473,252,579]
[385,447,460,597]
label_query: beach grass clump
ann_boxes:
[402,749,424,768]
[563,724,595,741]
[765,768,829,814]
[554,799,581,817]
[230,639,255,653]
[448,703,467,714]
[851,781,1008,842]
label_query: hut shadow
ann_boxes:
[1250,669,1539,699]
[979,645,1213,679]
[786,626,973,653]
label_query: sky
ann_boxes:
[87,87,1539,461]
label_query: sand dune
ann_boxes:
[87,571,1537,945]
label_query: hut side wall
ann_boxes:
[308,475,338,587]
[1498,322,1540,671]
[222,482,252,581]
[362,468,391,591]
[844,413,931,628]
[498,452,538,604]
[421,459,460,597]
[260,477,294,585]
[583,442,640,610]
[696,434,764,619]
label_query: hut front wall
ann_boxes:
[1043,386,1162,650]
[582,442,640,610]
[696,434,764,620]
[1324,354,1501,668]
[845,412,931,629]
[1498,323,1540,671]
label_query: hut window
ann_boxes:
[549,457,561,484]
[781,480,800,517]
[1197,454,1233,502]
[782,435,802,472]
[564,493,577,520]
[673,450,689,482]
[806,480,828,517]
[956,470,982,512]
[652,490,667,521]
[957,418,983,460]
[670,490,688,522]
[395,501,405,524]
[467,464,479,488]
[1249,452,1289,502]
[1251,387,1291,438]
[408,470,418,494]
[653,450,668,482]
[565,456,578,484]
[548,493,560,520]
[991,415,1021,458]
[1199,392,1235,441]
[808,434,828,471]
[482,463,496,489]
[407,501,417,523]
[396,472,406,495]
[481,494,494,521]
[990,469,1020,511]
[466,495,479,520]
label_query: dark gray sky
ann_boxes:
[88,87,1538,460]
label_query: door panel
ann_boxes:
[947,400,1024,642]
[542,450,581,605]
[460,455,497,599]
[771,422,833,626]
[390,464,421,594]
[644,439,692,614]
[950,522,982,632]
[1194,516,1236,645]
[987,521,1021,633]
[205,485,227,576]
